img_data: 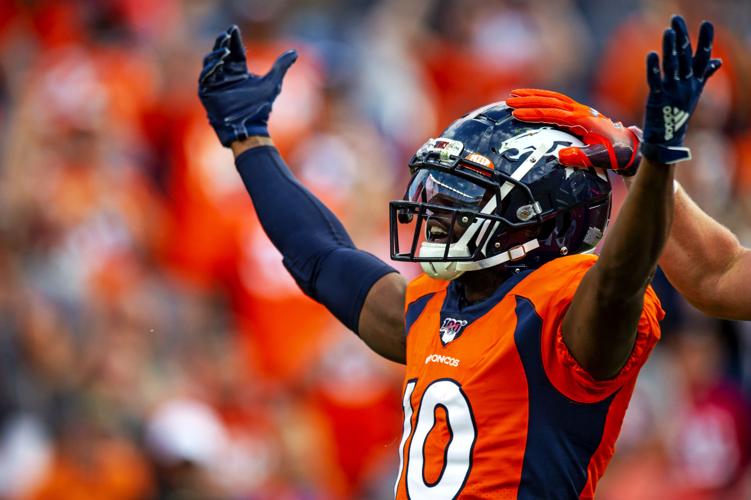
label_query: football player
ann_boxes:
[198,15,719,499]
[506,17,748,322]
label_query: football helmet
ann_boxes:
[389,102,611,280]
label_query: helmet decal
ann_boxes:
[465,153,494,171]
[500,128,574,180]
[417,138,464,165]
[499,127,608,182]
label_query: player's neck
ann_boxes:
[457,268,514,304]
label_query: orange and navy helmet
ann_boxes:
[389,102,611,280]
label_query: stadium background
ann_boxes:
[0,0,750,498]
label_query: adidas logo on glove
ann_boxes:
[663,105,689,141]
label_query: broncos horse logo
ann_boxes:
[498,126,607,182]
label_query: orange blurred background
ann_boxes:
[0,0,749,498]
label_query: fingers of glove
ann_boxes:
[573,142,618,170]
[199,47,231,85]
[646,51,662,93]
[509,88,575,103]
[662,29,679,86]
[511,107,575,126]
[693,20,714,79]
[265,49,298,82]
[506,96,575,112]
[703,58,722,81]
[512,108,591,136]
[226,25,247,66]
[671,15,693,78]
[212,29,231,51]
[202,46,230,67]
[506,95,574,111]
[202,27,234,84]
[558,146,595,169]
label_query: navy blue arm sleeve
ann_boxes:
[235,145,397,334]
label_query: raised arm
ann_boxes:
[509,16,722,379]
[197,26,407,362]
[659,184,751,319]
[567,18,721,378]
[563,157,671,379]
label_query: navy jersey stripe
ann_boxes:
[513,296,616,500]
[405,293,436,336]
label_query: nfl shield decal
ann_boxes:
[440,317,468,345]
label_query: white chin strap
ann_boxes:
[419,239,540,280]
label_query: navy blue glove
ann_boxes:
[641,16,722,164]
[198,25,297,146]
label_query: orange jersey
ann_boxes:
[394,255,664,499]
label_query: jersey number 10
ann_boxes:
[395,378,478,499]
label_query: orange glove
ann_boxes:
[506,88,641,176]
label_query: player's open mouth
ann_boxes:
[426,219,451,243]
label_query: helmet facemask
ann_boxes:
[389,140,545,280]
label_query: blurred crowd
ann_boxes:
[0,0,750,498]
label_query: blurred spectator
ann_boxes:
[145,398,228,497]
[598,315,751,499]
[418,0,593,128]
